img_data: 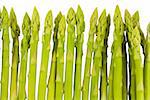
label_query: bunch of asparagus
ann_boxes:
[0,5,150,100]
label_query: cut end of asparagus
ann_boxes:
[10,8,20,38]
[76,5,85,32]
[67,7,76,25]
[32,7,40,31]
[22,12,31,39]
[1,6,9,28]
[44,10,53,32]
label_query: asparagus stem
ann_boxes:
[1,6,10,100]
[144,23,150,100]
[10,8,20,100]
[108,54,114,100]
[64,8,76,100]
[55,15,66,100]
[82,8,97,100]
[74,5,85,100]
[47,12,62,100]
[101,14,111,100]
[112,6,124,100]
[38,10,53,100]
[122,35,127,100]
[90,9,107,100]
[18,13,31,100]
[28,7,40,100]
[125,10,136,100]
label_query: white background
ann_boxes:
[0,0,150,99]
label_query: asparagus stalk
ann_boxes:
[90,9,107,100]
[108,51,114,100]
[47,12,62,100]
[10,8,20,100]
[38,10,53,100]
[101,14,111,100]
[112,6,124,100]
[82,8,97,100]
[125,10,136,100]
[74,5,85,100]
[144,23,150,100]
[122,35,127,100]
[125,11,144,100]
[55,15,66,100]
[0,10,2,31]
[18,13,31,100]
[1,6,10,100]
[28,7,40,100]
[64,8,76,100]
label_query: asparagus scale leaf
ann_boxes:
[10,8,20,100]
[18,13,31,100]
[38,10,53,100]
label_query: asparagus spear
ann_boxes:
[108,50,114,100]
[18,13,31,100]
[10,8,20,100]
[90,9,107,100]
[74,5,85,100]
[122,34,127,100]
[64,8,76,100]
[125,11,144,100]
[38,10,53,100]
[1,6,10,100]
[47,12,62,100]
[144,23,150,100]
[101,14,111,100]
[55,15,66,100]
[28,7,40,100]
[112,6,124,100]
[125,10,136,100]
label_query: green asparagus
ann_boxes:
[10,8,20,100]
[47,12,62,100]
[64,8,76,100]
[82,8,98,100]
[18,13,31,100]
[28,7,40,100]
[112,5,124,100]
[90,9,107,100]
[1,6,10,100]
[82,8,97,100]
[38,10,53,100]
[101,14,110,100]
[55,15,66,100]
[125,11,144,100]
[74,5,85,100]
[144,23,150,100]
